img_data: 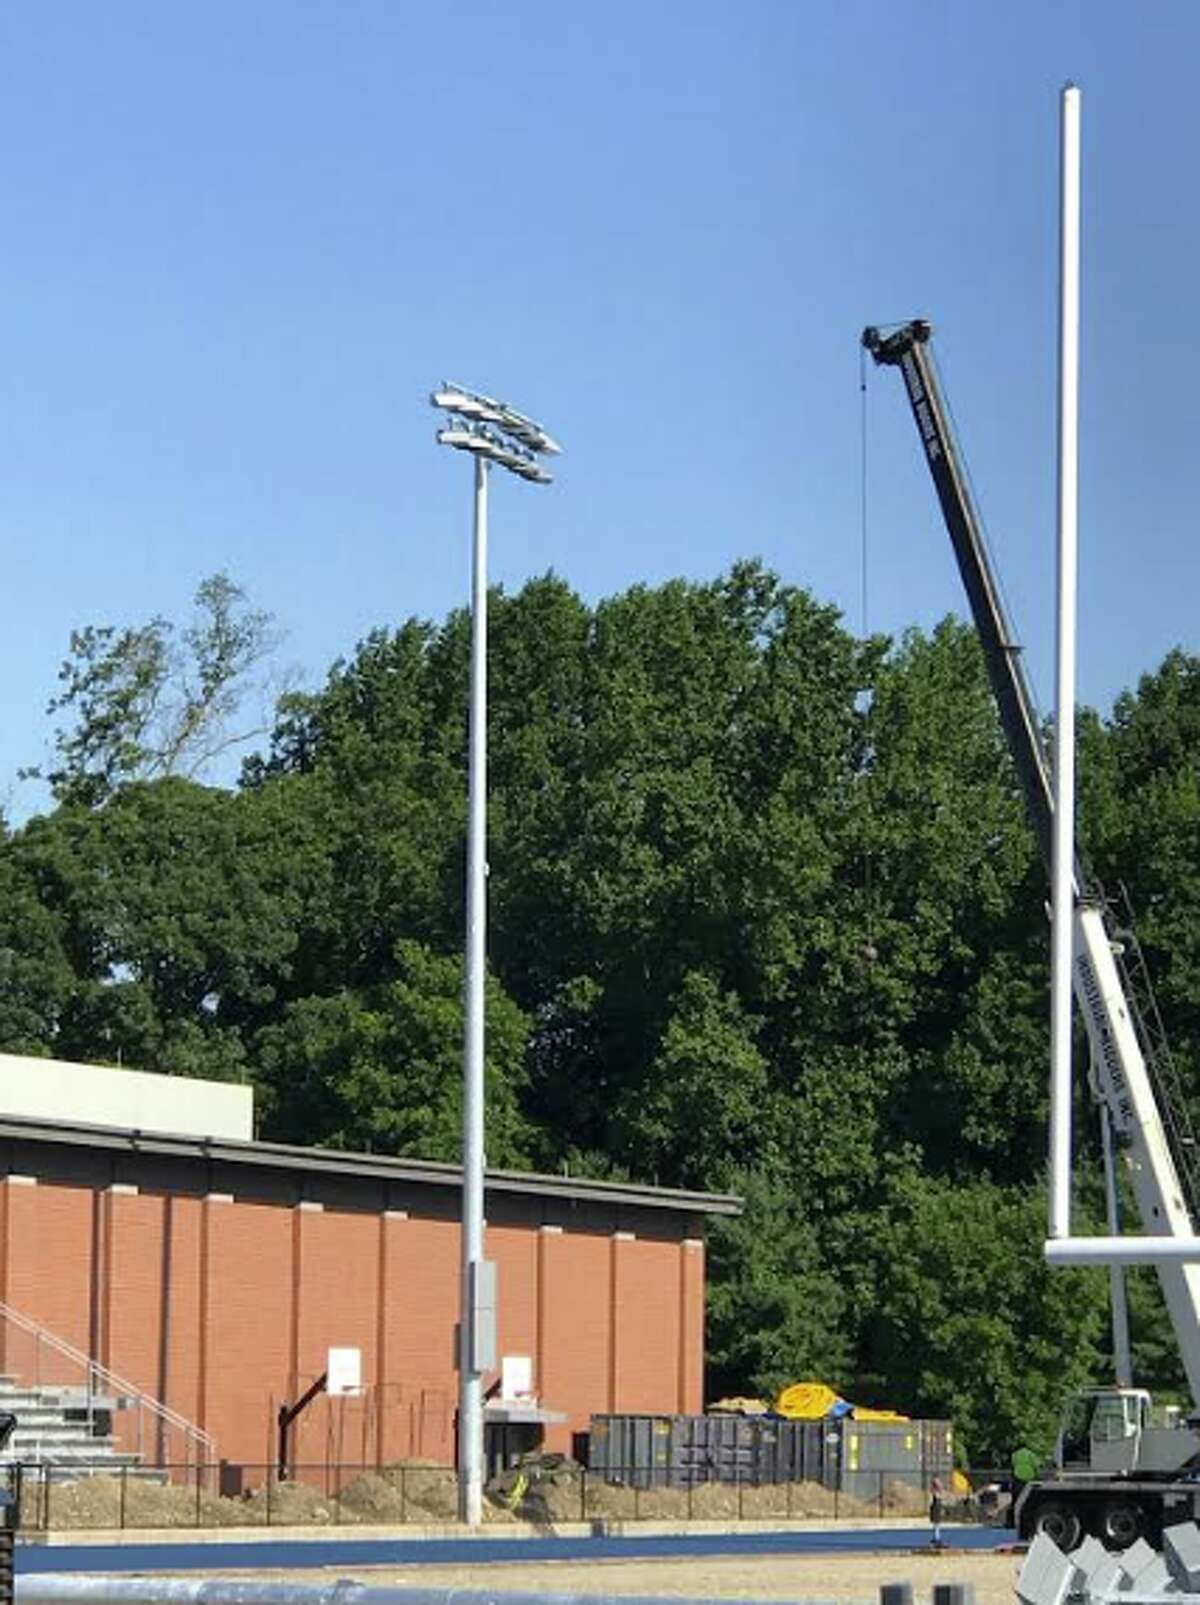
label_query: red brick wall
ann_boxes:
[102,1189,163,1384]
[3,1179,94,1366]
[163,1196,204,1442]
[489,1224,539,1382]
[612,1233,680,1414]
[202,1196,292,1465]
[678,1237,705,1413]
[381,1215,458,1464]
[538,1225,612,1450]
[289,1204,379,1470]
[0,1175,709,1479]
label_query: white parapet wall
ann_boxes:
[0,1052,253,1141]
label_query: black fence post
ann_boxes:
[119,1465,128,1531]
[932,1587,975,1605]
[0,1462,16,1605]
[0,1531,12,1605]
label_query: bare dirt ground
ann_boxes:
[194,1548,1023,1604]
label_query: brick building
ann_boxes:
[0,1065,737,1480]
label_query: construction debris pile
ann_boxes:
[1019,1524,1200,1605]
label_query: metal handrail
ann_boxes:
[0,1297,214,1466]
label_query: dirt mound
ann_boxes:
[336,1468,446,1524]
[32,1476,261,1531]
[530,1475,927,1524]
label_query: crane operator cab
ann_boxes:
[1057,1388,1150,1474]
[1056,1387,1200,1479]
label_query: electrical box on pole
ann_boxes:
[468,1259,497,1373]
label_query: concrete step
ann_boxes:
[0,1367,159,1480]
[7,1444,121,1457]
[0,1387,119,1407]
[1,1401,111,1418]
[7,1451,126,1467]
[19,1464,168,1486]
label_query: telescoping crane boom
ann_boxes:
[864,318,1200,1552]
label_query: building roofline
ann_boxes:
[0,1113,742,1216]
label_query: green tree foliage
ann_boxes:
[610,972,772,1190]
[4,776,329,1079]
[0,822,75,1052]
[859,1162,1108,1462]
[4,563,1199,1465]
[706,1168,852,1403]
[255,940,533,1163]
[1088,652,1200,1054]
[37,573,276,805]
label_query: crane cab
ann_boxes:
[1056,1387,1200,1478]
[1057,1388,1151,1474]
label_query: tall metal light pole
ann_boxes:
[431,383,560,1526]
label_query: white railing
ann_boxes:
[0,1298,214,1471]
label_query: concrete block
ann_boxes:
[1119,1545,1173,1596]
[1074,1538,1111,1579]
[1085,1552,1130,1601]
[1018,1533,1087,1605]
[1118,1540,1161,1588]
[1165,1523,1200,1592]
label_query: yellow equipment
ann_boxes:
[774,1381,842,1420]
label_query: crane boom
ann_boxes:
[862,321,1055,870]
[863,318,1200,1413]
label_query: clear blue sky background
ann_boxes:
[2,2,1196,819]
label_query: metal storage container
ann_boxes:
[587,1412,952,1495]
[671,1412,752,1485]
[838,1418,954,1499]
[920,1419,954,1483]
[588,1414,675,1490]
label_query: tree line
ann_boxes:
[3,561,1199,1464]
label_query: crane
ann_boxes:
[864,318,1200,1551]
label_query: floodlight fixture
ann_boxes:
[436,425,496,457]
[436,416,555,485]
[431,382,562,457]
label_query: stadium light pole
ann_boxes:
[431,383,560,1526]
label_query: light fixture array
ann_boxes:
[431,383,560,483]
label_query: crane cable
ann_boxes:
[859,343,870,648]
[858,342,877,964]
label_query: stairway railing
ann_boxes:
[0,1298,214,1471]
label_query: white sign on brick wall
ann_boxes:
[327,1347,362,1396]
[501,1354,533,1401]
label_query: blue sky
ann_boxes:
[1,2,1196,818]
